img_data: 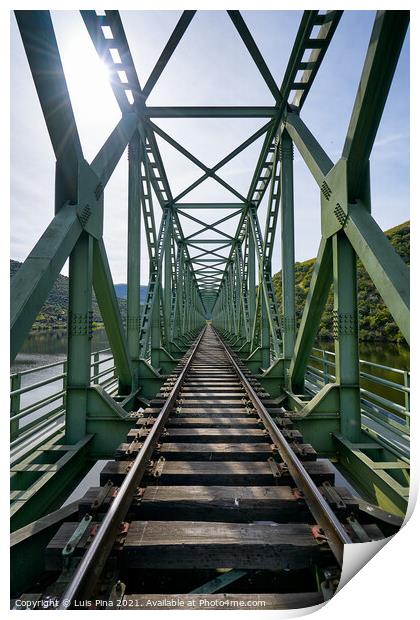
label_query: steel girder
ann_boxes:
[11,9,409,515]
[12,7,410,385]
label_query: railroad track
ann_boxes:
[16,325,385,610]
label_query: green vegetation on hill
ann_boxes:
[11,220,409,340]
[272,221,409,343]
[10,260,128,331]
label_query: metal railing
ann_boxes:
[10,341,410,456]
[305,347,410,440]
[10,348,117,449]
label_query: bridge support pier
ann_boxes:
[65,232,93,444]
[151,287,161,369]
[164,225,172,352]
[333,232,361,442]
[280,131,296,379]
[261,298,271,369]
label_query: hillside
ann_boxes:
[272,221,410,343]
[10,260,131,332]
[11,221,409,340]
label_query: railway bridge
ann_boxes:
[10,9,410,609]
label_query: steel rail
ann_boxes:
[58,327,206,609]
[213,327,352,566]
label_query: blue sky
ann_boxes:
[10,10,410,283]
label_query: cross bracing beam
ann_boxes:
[284,9,410,394]
[188,244,231,261]
[166,120,272,203]
[92,239,133,392]
[211,10,343,349]
[285,112,334,187]
[191,259,228,264]
[91,112,139,189]
[289,237,333,390]
[178,208,243,241]
[11,206,82,362]
[246,10,342,207]
[211,9,409,402]
[184,239,233,245]
[14,11,83,207]
[145,106,277,118]
[81,10,143,112]
[228,11,280,101]
[342,11,409,201]
[142,11,196,100]
[149,120,250,203]
[195,266,225,273]
[285,87,409,346]
[174,203,245,210]
[81,10,208,336]
[248,206,283,358]
[195,267,225,274]
[291,10,343,109]
[176,209,243,222]
[11,12,137,374]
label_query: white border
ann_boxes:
[2,2,418,618]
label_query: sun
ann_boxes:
[51,11,121,160]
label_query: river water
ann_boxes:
[11,330,111,374]
[11,329,410,374]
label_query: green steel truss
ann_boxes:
[11,9,410,524]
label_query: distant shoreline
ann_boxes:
[24,326,409,347]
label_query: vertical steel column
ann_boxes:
[179,270,185,338]
[66,232,93,444]
[236,247,249,342]
[164,223,172,343]
[248,220,256,349]
[233,257,240,338]
[261,294,271,368]
[222,286,227,332]
[280,131,296,362]
[10,374,21,441]
[333,231,361,441]
[127,132,141,366]
[172,248,183,343]
[188,271,193,333]
[189,272,195,332]
[183,268,190,335]
[191,286,196,331]
[188,272,192,333]
[235,250,242,339]
[150,285,161,368]
[228,264,237,336]
[194,287,199,329]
